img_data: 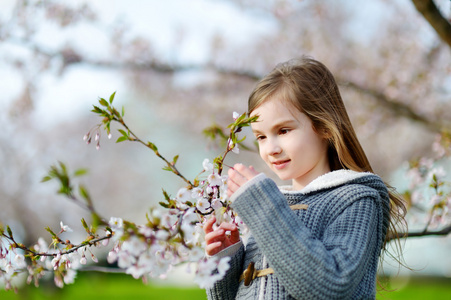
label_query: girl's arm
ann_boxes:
[204,216,243,299]
[230,172,385,299]
[205,242,245,300]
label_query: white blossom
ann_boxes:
[138,226,153,238]
[194,257,229,289]
[63,269,77,284]
[211,198,223,210]
[108,217,124,239]
[155,230,169,241]
[196,198,211,214]
[188,246,205,262]
[184,208,199,224]
[14,254,26,269]
[35,237,49,252]
[126,265,146,279]
[202,159,213,172]
[121,236,147,257]
[176,187,191,204]
[117,251,136,269]
[52,253,61,270]
[0,258,7,268]
[5,263,13,274]
[181,222,195,239]
[208,173,223,187]
[90,253,98,263]
[217,256,231,276]
[228,139,239,154]
[109,217,123,229]
[191,187,203,200]
[107,250,118,264]
[60,221,73,233]
[161,212,178,228]
[232,143,240,154]
[54,275,64,288]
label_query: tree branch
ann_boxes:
[387,224,451,242]
[9,38,449,132]
[411,0,451,49]
[338,79,448,132]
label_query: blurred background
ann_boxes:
[0,0,450,299]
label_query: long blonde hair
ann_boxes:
[248,56,406,255]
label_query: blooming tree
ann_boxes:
[1,0,451,293]
[1,92,256,291]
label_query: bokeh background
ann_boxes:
[1,0,451,299]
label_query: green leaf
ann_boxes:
[162,189,170,201]
[162,166,173,172]
[172,155,179,165]
[6,225,13,238]
[122,106,125,117]
[116,136,128,143]
[118,129,128,137]
[79,185,90,201]
[159,202,169,208]
[45,226,57,239]
[99,98,109,107]
[81,218,89,232]
[74,168,88,177]
[91,213,102,232]
[109,92,116,104]
[91,105,102,114]
[148,142,158,152]
[237,136,246,143]
[58,161,67,174]
[41,176,52,182]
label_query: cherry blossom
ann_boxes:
[60,221,73,233]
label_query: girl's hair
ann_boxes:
[248,56,407,258]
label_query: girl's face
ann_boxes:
[250,97,330,190]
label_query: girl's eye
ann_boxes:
[279,129,290,135]
[256,135,266,141]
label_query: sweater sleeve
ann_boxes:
[231,177,383,299]
[206,243,245,300]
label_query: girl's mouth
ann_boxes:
[272,159,290,170]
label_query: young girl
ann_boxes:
[203,57,406,299]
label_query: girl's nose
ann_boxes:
[267,140,282,156]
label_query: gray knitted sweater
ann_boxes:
[206,170,390,300]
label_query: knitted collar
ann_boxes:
[279,169,374,194]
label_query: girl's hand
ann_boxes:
[227,164,259,198]
[204,216,240,256]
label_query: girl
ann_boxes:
[204,57,406,299]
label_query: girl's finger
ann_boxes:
[205,229,225,244]
[203,216,216,234]
[228,168,247,186]
[205,241,223,256]
[218,222,237,232]
[226,179,240,197]
[234,164,258,180]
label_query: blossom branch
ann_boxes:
[88,92,194,188]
